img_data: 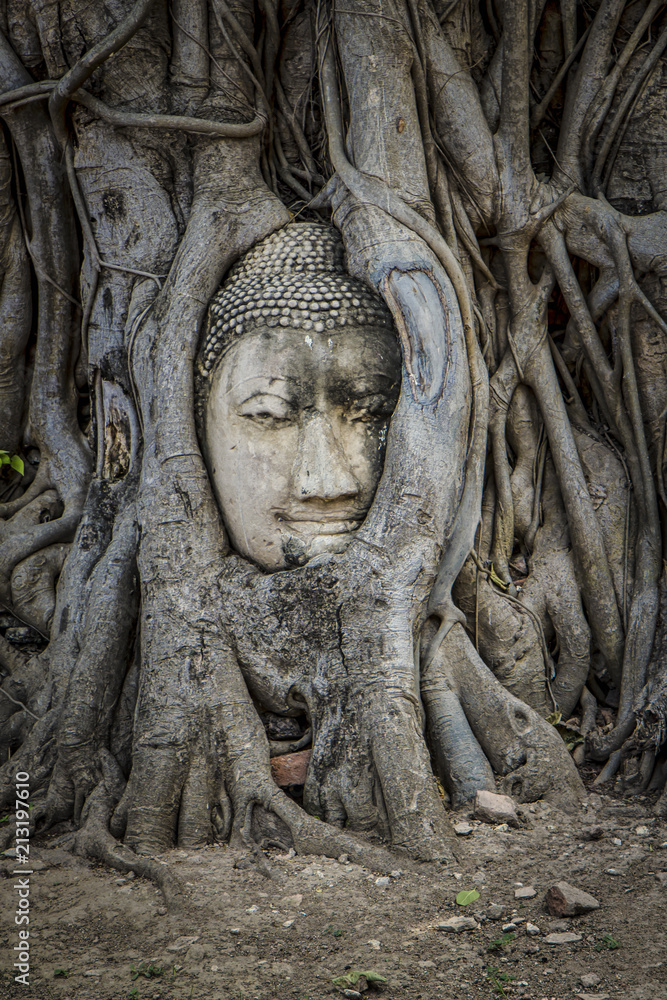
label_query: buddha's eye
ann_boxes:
[346,394,395,423]
[238,394,295,426]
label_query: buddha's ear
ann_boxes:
[337,205,470,576]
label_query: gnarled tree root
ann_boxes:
[423,622,585,810]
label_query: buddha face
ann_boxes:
[204,324,401,570]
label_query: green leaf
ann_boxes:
[130,961,164,980]
[0,452,8,464]
[595,934,619,951]
[489,565,509,589]
[54,969,69,978]
[456,888,480,906]
[9,455,24,475]
[487,932,515,952]
[364,971,388,983]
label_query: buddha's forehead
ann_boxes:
[216,325,401,402]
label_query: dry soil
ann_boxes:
[1,791,666,1000]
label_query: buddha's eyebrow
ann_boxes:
[225,374,289,395]
[336,374,400,393]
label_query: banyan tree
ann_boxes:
[1,0,667,887]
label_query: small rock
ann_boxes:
[283,919,295,928]
[338,854,349,864]
[418,960,436,968]
[390,870,402,878]
[548,919,570,931]
[582,825,604,841]
[233,857,254,871]
[156,906,167,916]
[579,995,610,1000]
[611,837,622,846]
[487,903,505,919]
[167,935,199,952]
[526,943,540,954]
[545,881,600,916]
[525,922,540,936]
[367,939,381,950]
[246,905,259,914]
[230,928,241,935]
[437,916,479,933]
[283,894,303,908]
[494,823,510,834]
[514,886,536,899]
[502,923,517,933]
[185,944,205,962]
[115,878,127,885]
[83,969,104,977]
[635,825,650,836]
[580,973,602,988]
[454,822,474,836]
[375,876,391,888]
[474,789,519,827]
[342,991,361,999]
[543,931,582,944]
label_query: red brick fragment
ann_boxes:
[270,750,311,787]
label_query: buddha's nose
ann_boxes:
[291,412,360,501]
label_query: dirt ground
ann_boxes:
[1,787,666,1000]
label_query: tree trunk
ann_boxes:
[1,0,666,883]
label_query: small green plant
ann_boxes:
[324,923,343,937]
[487,932,515,952]
[130,961,164,981]
[0,452,24,476]
[486,964,516,996]
[128,989,139,999]
[595,933,620,951]
[53,968,69,978]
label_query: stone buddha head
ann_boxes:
[195,224,401,571]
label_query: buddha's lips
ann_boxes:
[273,510,364,535]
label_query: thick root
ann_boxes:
[424,623,585,810]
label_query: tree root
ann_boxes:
[73,755,187,912]
[10,542,69,635]
[424,622,585,810]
